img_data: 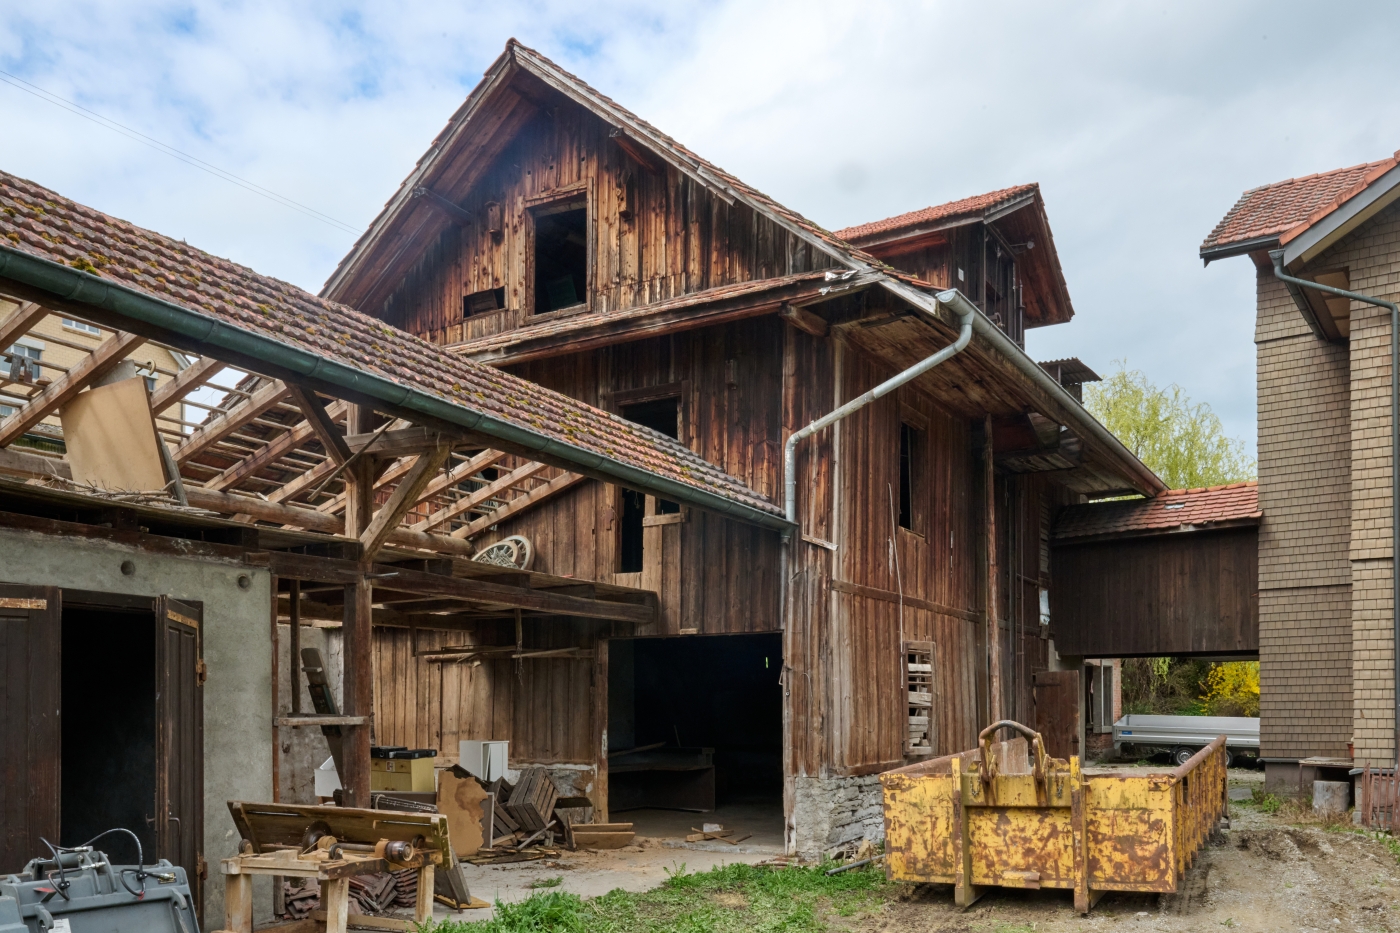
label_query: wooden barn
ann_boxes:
[319,40,1166,852]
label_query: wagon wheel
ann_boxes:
[472,535,534,570]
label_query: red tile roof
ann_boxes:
[0,169,783,521]
[832,184,1039,243]
[1053,481,1259,540]
[1201,154,1400,254]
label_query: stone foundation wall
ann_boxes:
[792,774,884,857]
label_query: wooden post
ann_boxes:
[289,580,302,715]
[984,415,1002,724]
[593,638,609,824]
[414,863,435,925]
[321,877,350,933]
[224,871,254,933]
[341,575,373,808]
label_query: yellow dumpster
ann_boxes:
[880,720,1228,914]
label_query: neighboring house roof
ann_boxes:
[833,184,1038,242]
[1053,481,1260,541]
[1201,151,1400,264]
[1038,358,1101,385]
[0,168,787,526]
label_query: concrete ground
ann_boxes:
[435,799,785,922]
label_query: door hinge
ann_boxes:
[197,854,207,881]
[196,659,207,686]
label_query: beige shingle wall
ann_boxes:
[1255,268,1353,758]
[1307,201,1400,764]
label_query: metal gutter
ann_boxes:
[1199,235,1281,266]
[0,245,794,534]
[783,288,976,525]
[1271,248,1400,766]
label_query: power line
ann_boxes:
[0,68,362,235]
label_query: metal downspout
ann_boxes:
[782,288,976,526]
[1270,249,1400,767]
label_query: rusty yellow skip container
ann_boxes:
[880,721,1228,914]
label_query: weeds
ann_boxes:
[527,877,563,890]
[1249,789,1282,814]
[420,860,892,933]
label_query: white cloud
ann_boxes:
[4,0,1397,454]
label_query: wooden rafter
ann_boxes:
[271,456,338,505]
[319,448,508,516]
[0,330,147,447]
[209,399,347,492]
[151,357,224,416]
[360,443,452,560]
[460,470,587,538]
[174,377,289,465]
[413,460,549,533]
[0,302,48,355]
[288,385,351,465]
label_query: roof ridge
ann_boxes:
[832,183,1040,241]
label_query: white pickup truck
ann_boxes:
[1113,714,1260,767]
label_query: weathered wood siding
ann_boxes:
[373,105,834,347]
[1050,527,1259,658]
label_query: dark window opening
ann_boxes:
[899,422,921,531]
[532,203,587,314]
[618,488,646,573]
[623,398,680,515]
[464,286,505,318]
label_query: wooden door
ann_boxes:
[155,597,203,904]
[1033,670,1080,761]
[0,585,61,872]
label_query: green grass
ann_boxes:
[1248,789,1282,814]
[421,861,892,933]
[527,877,564,890]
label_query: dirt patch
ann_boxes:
[843,821,1400,932]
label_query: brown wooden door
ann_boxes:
[0,585,61,872]
[1033,670,1080,761]
[155,597,203,905]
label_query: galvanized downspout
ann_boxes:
[1271,249,1400,766]
[783,288,976,526]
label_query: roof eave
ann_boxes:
[1200,234,1281,265]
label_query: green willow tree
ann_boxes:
[1083,364,1257,720]
[1083,363,1255,489]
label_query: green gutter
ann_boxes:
[0,245,794,533]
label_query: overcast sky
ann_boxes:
[3,1,1398,457]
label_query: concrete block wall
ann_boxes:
[1254,269,1353,759]
[792,774,884,857]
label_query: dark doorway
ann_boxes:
[608,633,783,812]
[60,608,157,864]
[532,202,587,314]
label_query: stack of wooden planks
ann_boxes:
[572,822,635,849]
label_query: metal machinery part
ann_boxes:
[0,849,199,933]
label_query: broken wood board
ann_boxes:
[505,767,558,833]
[60,376,166,491]
[572,830,634,849]
[437,766,487,857]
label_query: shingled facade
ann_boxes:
[1205,149,1400,776]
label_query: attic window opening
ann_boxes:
[531,198,587,315]
[617,396,680,574]
[464,286,506,319]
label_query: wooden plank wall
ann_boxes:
[374,105,835,347]
[1050,528,1260,658]
[372,619,611,764]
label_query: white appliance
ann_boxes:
[459,740,509,781]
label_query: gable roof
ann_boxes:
[1053,481,1259,541]
[0,168,788,530]
[833,184,1038,243]
[322,39,894,313]
[1202,151,1400,265]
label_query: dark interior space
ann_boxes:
[617,398,682,573]
[60,608,156,864]
[532,203,587,313]
[609,633,783,811]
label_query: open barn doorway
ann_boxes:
[607,633,784,847]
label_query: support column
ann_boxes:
[341,574,373,808]
[985,415,1003,724]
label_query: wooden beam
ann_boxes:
[366,565,655,625]
[461,471,586,538]
[345,425,474,458]
[780,302,829,338]
[287,386,351,466]
[360,444,452,561]
[181,486,476,557]
[175,377,289,464]
[270,455,338,504]
[0,329,147,446]
[151,357,224,416]
[209,400,348,492]
[0,301,49,355]
[984,414,1002,724]
[341,575,373,807]
[417,461,550,534]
